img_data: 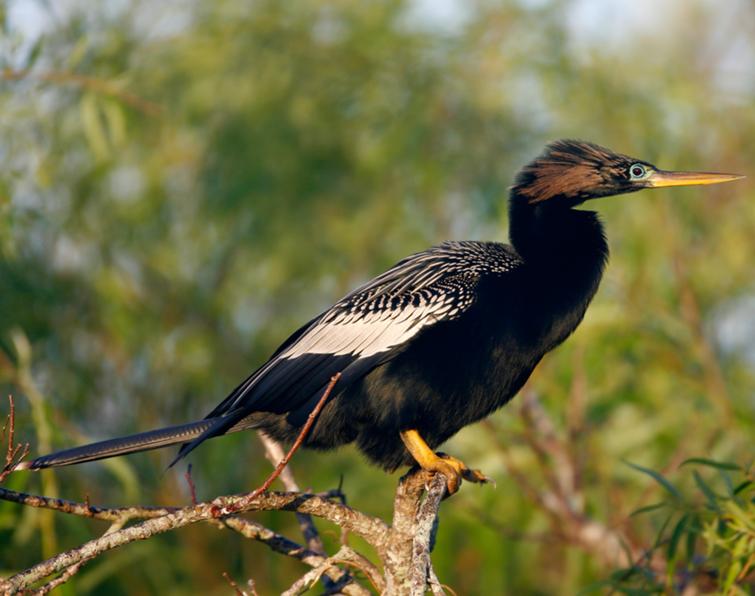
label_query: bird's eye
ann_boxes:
[629,164,647,179]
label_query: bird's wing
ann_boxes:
[175,242,521,460]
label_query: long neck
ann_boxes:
[509,196,608,267]
[508,194,609,335]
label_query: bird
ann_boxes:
[10,140,742,493]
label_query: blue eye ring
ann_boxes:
[629,163,647,179]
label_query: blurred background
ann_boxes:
[1,0,753,593]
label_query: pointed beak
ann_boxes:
[648,170,745,188]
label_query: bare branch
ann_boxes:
[0,486,177,522]
[258,432,326,549]
[0,486,388,593]
[256,432,367,594]
[33,559,91,595]
[222,571,250,596]
[0,395,30,484]
[409,473,446,596]
[281,545,384,596]
[0,378,456,594]
[382,469,448,594]
[223,516,374,595]
[184,464,198,505]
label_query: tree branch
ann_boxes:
[0,486,388,593]
[0,395,29,484]
[0,376,455,594]
[256,432,366,594]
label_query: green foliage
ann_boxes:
[1,0,754,593]
[603,460,754,595]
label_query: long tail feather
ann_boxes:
[12,419,224,471]
[169,410,249,468]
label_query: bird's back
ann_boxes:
[240,240,571,469]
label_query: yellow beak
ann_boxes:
[648,170,745,188]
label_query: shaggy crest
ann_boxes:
[513,140,636,204]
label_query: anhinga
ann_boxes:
[11,140,742,493]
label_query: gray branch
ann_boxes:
[0,467,452,594]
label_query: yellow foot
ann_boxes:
[425,453,490,494]
[400,429,491,495]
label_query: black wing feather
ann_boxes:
[176,241,521,461]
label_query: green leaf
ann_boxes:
[103,99,127,147]
[732,480,752,496]
[624,460,682,500]
[653,513,674,550]
[722,558,743,594]
[81,93,110,160]
[667,513,688,562]
[693,470,721,512]
[629,502,668,517]
[684,514,699,562]
[680,457,741,471]
[24,37,45,68]
[721,472,736,498]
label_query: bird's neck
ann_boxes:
[508,196,609,306]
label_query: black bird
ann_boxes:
[12,140,742,493]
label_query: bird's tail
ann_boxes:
[10,418,227,472]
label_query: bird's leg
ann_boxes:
[399,429,489,495]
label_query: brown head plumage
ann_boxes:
[512,140,645,205]
[511,139,743,207]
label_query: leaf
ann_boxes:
[680,457,741,471]
[624,460,682,500]
[723,558,743,594]
[653,513,674,550]
[722,472,736,498]
[103,98,127,147]
[81,93,110,160]
[24,37,45,69]
[684,514,699,562]
[667,513,688,562]
[732,480,752,496]
[693,470,721,512]
[629,502,668,517]
[67,37,90,69]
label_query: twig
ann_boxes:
[251,374,369,595]
[2,68,162,116]
[0,395,30,484]
[258,432,326,551]
[222,517,319,563]
[0,487,177,522]
[222,571,248,596]
[332,547,385,593]
[0,485,388,593]
[223,516,375,595]
[281,551,343,596]
[0,375,456,594]
[184,463,198,505]
[428,566,447,596]
[280,545,381,596]
[484,395,647,570]
[32,559,91,595]
[0,468,449,594]
[250,373,341,498]
[257,433,365,594]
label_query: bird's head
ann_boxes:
[512,139,743,207]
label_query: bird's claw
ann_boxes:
[460,466,491,485]
[431,453,491,496]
